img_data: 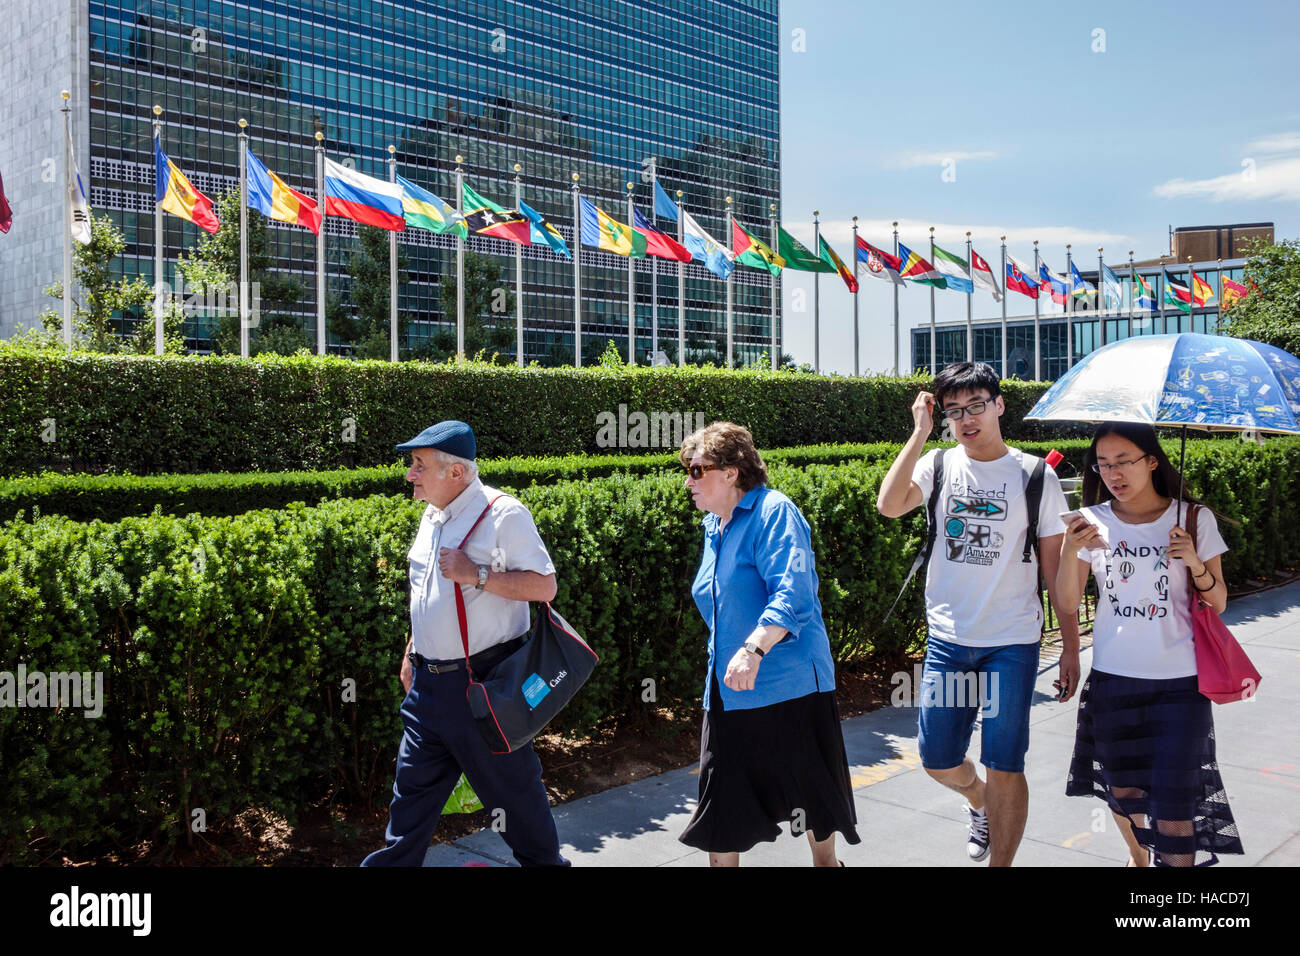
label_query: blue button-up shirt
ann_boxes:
[691,485,837,711]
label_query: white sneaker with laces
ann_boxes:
[966,804,990,862]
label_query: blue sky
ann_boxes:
[776,0,1300,374]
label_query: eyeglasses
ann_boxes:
[1090,456,1151,474]
[685,464,721,480]
[940,400,990,421]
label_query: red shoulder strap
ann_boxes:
[453,495,505,663]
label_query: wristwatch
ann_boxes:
[743,640,765,658]
[475,565,490,590]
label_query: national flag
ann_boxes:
[653,181,679,221]
[897,243,946,288]
[579,197,647,257]
[1100,262,1123,310]
[520,199,570,258]
[68,128,92,244]
[155,139,219,234]
[932,244,974,294]
[397,175,466,238]
[324,158,404,230]
[246,150,320,234]
[970,249,1003,301]
[1038,261,1068,305]
[461,182,531,244]
[1070,261,1096,302]
[1164,273,1192,312]
[0,171,11,234]
[1133,272,1158,310]
[732,218,785,275]
[1191,269,1215,306]
[856,237,904,286]
[681,208,734,279]
[818,235,857,292]
[778,227,835,274]
[1221,275,1249,309]
[632,206,690,261]
[1006,255,1040,298]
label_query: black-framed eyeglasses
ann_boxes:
[940,400,990,421]
[1090,456,1151,475]
[685,464,721,480]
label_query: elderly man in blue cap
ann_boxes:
[362,420,568,867]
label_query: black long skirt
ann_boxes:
[678,670,861,854]
[1066,668,1243,866]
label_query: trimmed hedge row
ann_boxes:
[0,348,1068,477]
[1,439,1119,522]
[3,437,1297,860]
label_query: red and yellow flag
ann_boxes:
[1191,269,1215,306]
[154,139,219,233]
[1221,275,1250,309]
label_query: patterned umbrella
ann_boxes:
[1025,333,1300,520]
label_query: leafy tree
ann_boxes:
[40,213,175,353]
[1219,237,1300,356]
[340,224,414,359]
[433,250,515,361]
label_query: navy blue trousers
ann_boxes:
[362,663,568,867]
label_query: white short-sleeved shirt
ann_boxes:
[912,446,1068,646]
[1075,500,1228,679]
[408,478,555,660]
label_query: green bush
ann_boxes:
[0,347,1070,477]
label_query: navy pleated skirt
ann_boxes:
[1066,668,1243,866]
[678,670,861,854]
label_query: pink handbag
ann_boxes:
[1185,505,1262,704]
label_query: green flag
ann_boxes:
[777,227,835,273]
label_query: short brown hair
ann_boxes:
[679,421,768,492]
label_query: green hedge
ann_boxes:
[3,437,1297,861]
[0,348,1069,477]
[2,439,1109,522]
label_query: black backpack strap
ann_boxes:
[883,449,945,623]
[1021,455,1046,564]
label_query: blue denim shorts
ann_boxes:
[916,635,1040,774]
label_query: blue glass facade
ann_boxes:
[84,0,780,361]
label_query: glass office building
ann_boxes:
[910,260,1244,381]
[2,0,781,363]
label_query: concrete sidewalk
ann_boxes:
[425,581,1300,866]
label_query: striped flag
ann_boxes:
[681,208,734,279]
[818,235,857,292]
[733,218,785,275]
[1191,269,1215,306]
[521,199,570,258]
[461,182,530,244]
[897,242,946,288]
[579,197,646,257]
[1133,272,1158,310]
[932,244,974,293]
[397,175,466,237]
[1006,255,1040,298]
[247,150,320,233]
[856,237,904,286]
[324,158,404,230]
[155,139,219,233]
[1101,262,1123,309]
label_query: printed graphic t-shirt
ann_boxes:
[1076,500,1228,679]
[912,446,1067,647]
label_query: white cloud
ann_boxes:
[1244,132,1300,155]
[784,218,1133,256]
[885,149,1001,169]
[1153,157,1300,203]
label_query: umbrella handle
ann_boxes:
[1176,426,1186,526]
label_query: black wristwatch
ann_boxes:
[743,640,765,657]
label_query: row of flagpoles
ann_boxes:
[53,100,1255,375]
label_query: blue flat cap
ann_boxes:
[395,420,476,460]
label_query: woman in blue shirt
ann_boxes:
[676,422,860,865]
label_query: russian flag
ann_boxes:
[324,158,404,231]
[1006,255,1040,298]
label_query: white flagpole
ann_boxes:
[648,157,658,359]
[725,195,734,368]
[1032,240,1041,380]
[627,180,636,364]
[514,163,524,367]
[813,210,821,374]
[1098,247,1106,348]
[1128,251,1136,337]
[1066,243,1074,370]
[238,118,250,358]
[455,154,465,359]
[1000,237,1007,377]
[572,172,581,368]
[315,131,326,355]
[61,90,74,351]
[387,145,399,362]
[152,105,165,356]
[892,221,900,376]
[676,189,685,367]
[852,216,860,376]
[1216,257,1224,332]
[1158,256,1168,336]
[770,202,779,372]
[928,226,936,375]
[965,231,973,363]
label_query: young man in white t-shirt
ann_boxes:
[877,362,1077,866]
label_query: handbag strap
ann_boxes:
[452,494,506,665]
[1183,502,1205,608]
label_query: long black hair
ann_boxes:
[1081,421,1196,508]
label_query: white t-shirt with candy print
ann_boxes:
[1076,500,1228,680]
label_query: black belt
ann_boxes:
[409,634,526,675]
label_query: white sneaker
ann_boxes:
[966,804,990,862]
